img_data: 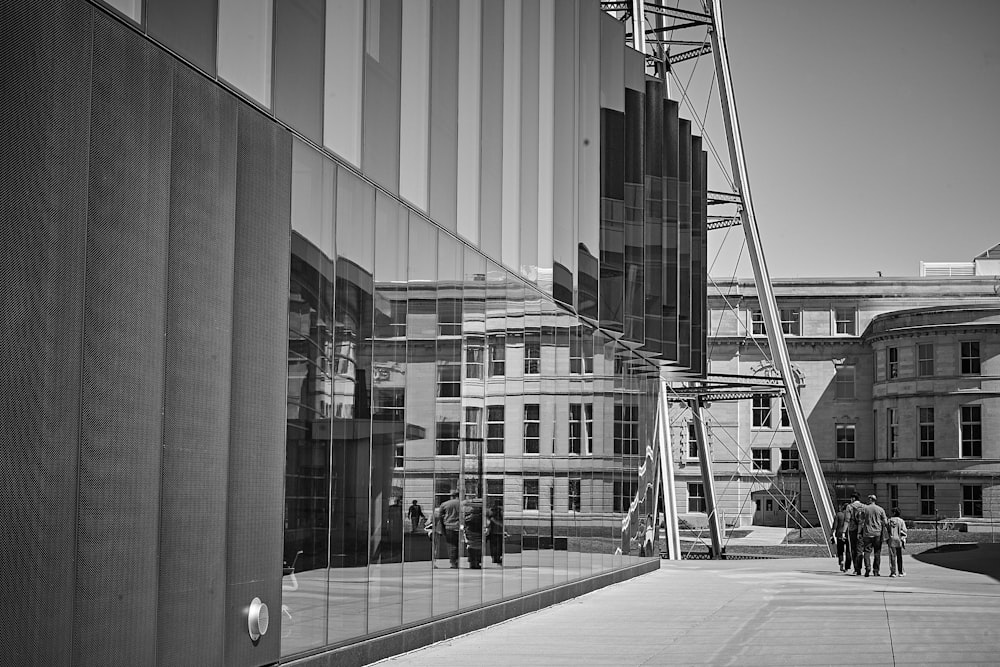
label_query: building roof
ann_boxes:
[975,242,1000,260]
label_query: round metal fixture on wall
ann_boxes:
[248,597,269,641]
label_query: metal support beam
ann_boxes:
[709,0,834,554]
[707,189,743,205]
[632,0,645,53]
[692,396,723,559]
[668,44,712,65]
[657,381,681,560]
[706,215,741,230]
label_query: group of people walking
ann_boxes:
[831,493,908,577]
[421,491,506,569]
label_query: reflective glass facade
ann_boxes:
[3,1,707,665]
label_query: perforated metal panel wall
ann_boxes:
[157,65,238,665]
[75,17,173,665]
[224,105,292,666]
[0,2,92,664]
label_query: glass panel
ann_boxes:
[677,118,692,368]
[479,0,504,259]
[362,0,402,192]
[283,146,335,657]
[535,0,555,295]
[624,86,644,345]
[428,0,459,232]
[218,0,272,106]
[367,192,409,633]
[327,167,376,643]
[518,0,540,282]
[456,1,482,243]
[551,0,576,308]
[690,136,706,373]
[663,99,679,361]
[398,0,430,209]
[147,0,217,75]
[273,0,324,142]
[402,213,437,624]
[324,0,363,164]
[501,0,522,270]
[643,79,664,356]
[577,2,600,319]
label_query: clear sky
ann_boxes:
[672,0,1000,278]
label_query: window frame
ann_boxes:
[918,406,935,458]
[960,404,982,458]
[917,342,934,377]
[834,365,856,400]
[834,307,857,336]
[962,484,983,518]
[919,484,935,516]
[523,337,541,375]
[488,334,506,376]
[751,394,772,429]
[960,340,981,375]
[522,478,540,511]
[687,482,706,513]
[568,477,582,512]
[836,423,856,459]
[749,308,765,336]
[523,403,540,454]
[779,307,801,336]
[886,346,899,379]
[887,407,899,459]
[435,420,460,456]
[779,447,800,471]
[752,447,771,471]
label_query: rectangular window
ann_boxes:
[464,406,482,445]
[523,403,540,454]
[687,423,698,459]
[584,403,594,455]
[750,308,765,336]
[962,485,983,518]
[779,447,799,471]
[436,420,460,456]
[961,341,981,374]
[486,478,504,511]
[779,308,800,336]
[436,360,461,397]
[568,477,582,512]
[752,394,772,428]
[569,403,583,455]
[434,475,459,508]
[920,484,935,516]
[486,405,505,454]
[834,308,856,335]
[752,448,771,471]
[917,343,934,377]
[524,338,540,375]
[613,480,639,513]
[523,478,539,511]
[780,400,790,428]
[888,484,898,510]
[488,334,506,375]
[835,366,856,400]
[887,346,899,379]
[918,407,935,457]
[765,498,773,512]
[887,407,899,459]
[465,341,484,379]
[614,403,639,455]
[961,405,982,458]
[438,299,462,336]
[836,424,856,459]
[687,483,706,512]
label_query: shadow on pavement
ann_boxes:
[913,543,1000,583]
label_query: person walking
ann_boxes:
[407,500,426,534]
[438,490,462,569]
[487,502,505,565]
[463,497,484,569]
[847,493,865,575]
[858,494,888,577]
[831,502,850,572]
[886,507,908,578]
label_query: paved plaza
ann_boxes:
[374,544,1000,666]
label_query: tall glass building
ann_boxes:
[0,1,708,665]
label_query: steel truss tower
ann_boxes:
[605,0,836,557]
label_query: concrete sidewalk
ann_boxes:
[373,545,1000,666]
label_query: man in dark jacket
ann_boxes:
[831,502,850,572]
[858,494,889,577]
[438,491,462,568]
[847,493,865,575]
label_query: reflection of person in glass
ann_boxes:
[407,499,426,534]
[438,490,461,568]
[487,502,504,565]
[463,497,484,569]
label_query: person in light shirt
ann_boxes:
[858,494,889,577]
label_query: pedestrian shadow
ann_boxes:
[913,543,1000,583]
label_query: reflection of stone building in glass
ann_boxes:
[3,2,712,665]
[700,258,1000,529]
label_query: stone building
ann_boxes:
[692,246,1000,529]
